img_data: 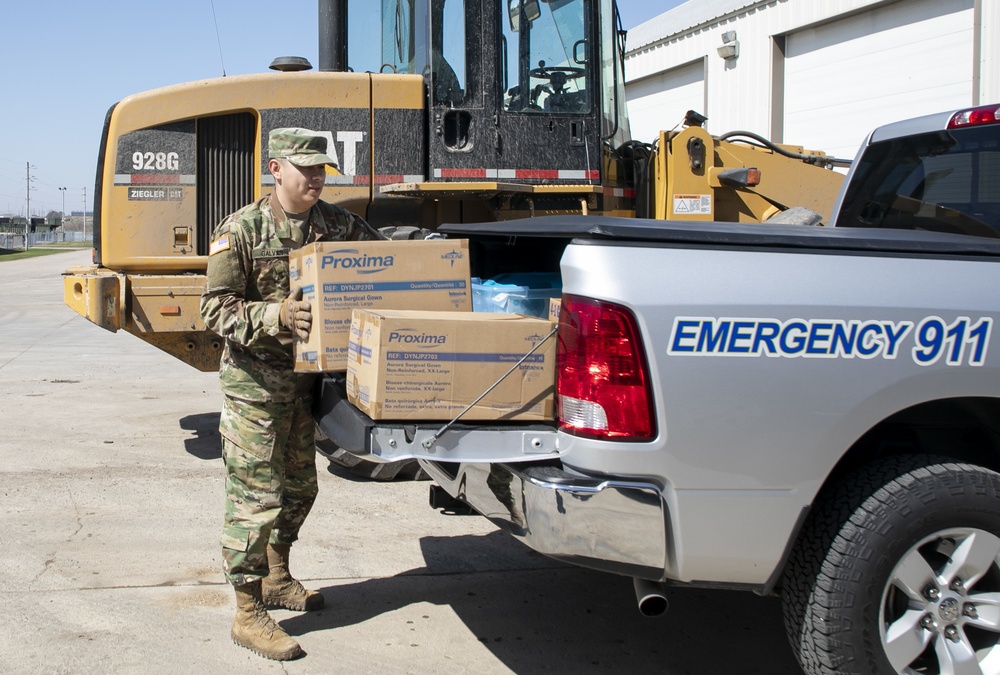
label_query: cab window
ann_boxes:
[376,0,474,107]
[836,126,1000,238]
[501,0,592,115]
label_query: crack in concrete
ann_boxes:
[0,314,79,371]
[30,557,56,586]
[68,488,84,540]
[27,488,86,588]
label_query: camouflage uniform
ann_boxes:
[201,186,380,586]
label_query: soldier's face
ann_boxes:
[271,159,326,213]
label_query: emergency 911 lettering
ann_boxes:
[668,316,993,366]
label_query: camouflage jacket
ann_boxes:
[200,194,382,403]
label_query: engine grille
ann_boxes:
[197,114,255,254]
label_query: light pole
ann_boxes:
[59,187,67,232]
[82,187,88,242]
[25,163,36,251]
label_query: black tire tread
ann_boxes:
[782,455,1000,675]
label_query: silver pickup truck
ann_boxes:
[319,104,1000,675]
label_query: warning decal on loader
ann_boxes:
[673,194,712,215]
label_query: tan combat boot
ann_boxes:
[262,543,326,611]
[231,580,303,661]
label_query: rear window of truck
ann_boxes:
[834,125,1000,238]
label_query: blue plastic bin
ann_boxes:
[471,273,561,318]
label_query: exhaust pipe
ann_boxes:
[633,577,669,617]
[318,0,348,72]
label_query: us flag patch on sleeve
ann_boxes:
[209,235,231,256]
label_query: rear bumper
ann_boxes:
[316,374,669,578]
[421,460,669,579]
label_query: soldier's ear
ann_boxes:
[268,158,283,182]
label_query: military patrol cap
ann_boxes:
[268,128,337,167]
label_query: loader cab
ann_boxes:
[376,0,628,186]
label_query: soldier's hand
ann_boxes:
[280,287,312,340]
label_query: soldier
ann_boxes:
[200,128,382,660]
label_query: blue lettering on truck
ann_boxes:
[669,316,992,366]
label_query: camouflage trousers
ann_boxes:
[219,395,318,586]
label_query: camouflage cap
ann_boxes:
[268,128,337,167]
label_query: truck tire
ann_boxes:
[782,456,1000,675]
[315,434,429,481]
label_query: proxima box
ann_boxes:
[346,309,556,421]
[289,239,471,372]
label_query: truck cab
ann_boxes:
[831,104,1000,237]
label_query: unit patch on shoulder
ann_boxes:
[209,235,231,256]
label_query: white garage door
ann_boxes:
[784,0,974,161]
[625,59,705,145]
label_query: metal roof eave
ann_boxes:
[625,0,761,54]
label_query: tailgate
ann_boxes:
[315,375,561,464]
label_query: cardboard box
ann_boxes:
[347,309,557,421]
[548,297,562,322]
[289,239,471,372]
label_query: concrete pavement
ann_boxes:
[0,250,802,674]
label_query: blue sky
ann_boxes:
[0,0,683,218]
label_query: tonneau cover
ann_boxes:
[440,215,1000,258]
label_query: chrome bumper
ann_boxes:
[315,375,669,578]
[421,461,669,578]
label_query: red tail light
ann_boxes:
[948,104,1000,129]
[557,295,656,440]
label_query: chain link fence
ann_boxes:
[0,231,90,250]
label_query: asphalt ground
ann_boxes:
[0,250,803,674]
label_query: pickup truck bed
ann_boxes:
[321,215,1000,579]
